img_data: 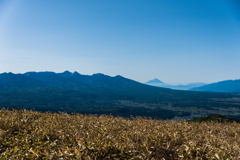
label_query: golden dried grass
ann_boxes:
[0,108,240,159]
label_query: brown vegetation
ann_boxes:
[0,108,240,159]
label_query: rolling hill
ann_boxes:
[190,114,240,123]
[190,79,240,93]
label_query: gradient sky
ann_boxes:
[0,0,240,85]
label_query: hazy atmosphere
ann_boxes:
[0,0,240,84]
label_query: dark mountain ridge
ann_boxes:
[57,71,142,89]
[24,71,104,93]
[0,72,47,90]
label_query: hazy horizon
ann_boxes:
[1,0,240,85]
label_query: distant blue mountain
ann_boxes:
[146,78,164,84]
[172,83,206,90]
[145,78,205,90]
[190,79,240,93]
[145,78,169,88]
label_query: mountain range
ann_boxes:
[1,71,240,120]
[145,78,206,90]
[145,78,240,93]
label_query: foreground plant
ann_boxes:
[0,108,239,159]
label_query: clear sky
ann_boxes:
[0,0,240,85]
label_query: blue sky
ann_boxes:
[0,0,239,85]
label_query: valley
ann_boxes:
[116,99,240,121]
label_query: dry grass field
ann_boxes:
[0,108,240,159]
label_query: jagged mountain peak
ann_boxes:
[73,71,80,74]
